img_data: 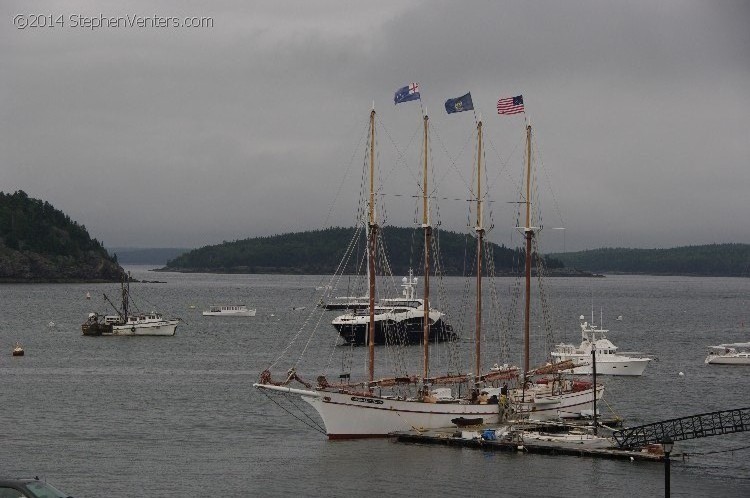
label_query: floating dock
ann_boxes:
[394,423,666,462]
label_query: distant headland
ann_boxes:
[0,190,123,283]
[155,229,749,278]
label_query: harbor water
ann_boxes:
[1,267,749,497]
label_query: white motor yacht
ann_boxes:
[705,343,750,365]
[551,315,652,376]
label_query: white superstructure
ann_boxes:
[551,315,652,376]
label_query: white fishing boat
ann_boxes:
[202,305,256,317]
[705,343,750,365]
[256,104,519,438]
[550,315,652,376]
[82,273,179,337]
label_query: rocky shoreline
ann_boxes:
[0,248,124,283]
[153,265,603,278]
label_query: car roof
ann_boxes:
[0,477,50,487]
[0,478,40,484]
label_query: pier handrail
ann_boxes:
[612,407,750,449]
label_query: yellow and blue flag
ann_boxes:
[445,93,473,114]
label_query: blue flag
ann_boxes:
[444,93,474,114]
[394,83,421,104]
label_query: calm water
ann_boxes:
[1,267,749,497]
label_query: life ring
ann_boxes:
[131,327,136,333]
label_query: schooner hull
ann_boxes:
[256,384,504,439]
[305,392,504,439]
[515,384,604,422]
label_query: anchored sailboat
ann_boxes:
[254,105,518,438]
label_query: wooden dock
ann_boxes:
[394,425,666,462]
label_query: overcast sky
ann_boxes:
[2,1,748,252]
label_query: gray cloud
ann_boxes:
[2,0,748,251]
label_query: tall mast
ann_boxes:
[122,271,130,318]
[368,108,377,385]
[422,115,431,381]
[523,124,533,374]
[475,120,484,379]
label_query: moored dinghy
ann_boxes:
[12,342,24,356]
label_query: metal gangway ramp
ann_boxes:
[613,407,750,449]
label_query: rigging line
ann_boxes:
[322,117,371,229]
[423,121,457,198]
[439,235,461,373]
[532,131,565,229]
[323,316,345,377]
[259,390,325,434]
[268,225,364,371]
[380,192,494,203]
[534,237,556,359]
[484,130,525,195]
[375,113,422,191]
[295,226,367,368]
[430,124,473,194]
[136,289,183,323]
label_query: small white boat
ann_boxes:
[705,343,750,365]
[551,315,652,376]
[519,428,612,447]
[12,342,24,356]
[202,305,256,317]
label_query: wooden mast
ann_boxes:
[422,115,431,381]
[474,120,484,380]
[523,124,533,374]
[368,108,377,385]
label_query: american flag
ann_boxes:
[497,95,525,115]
